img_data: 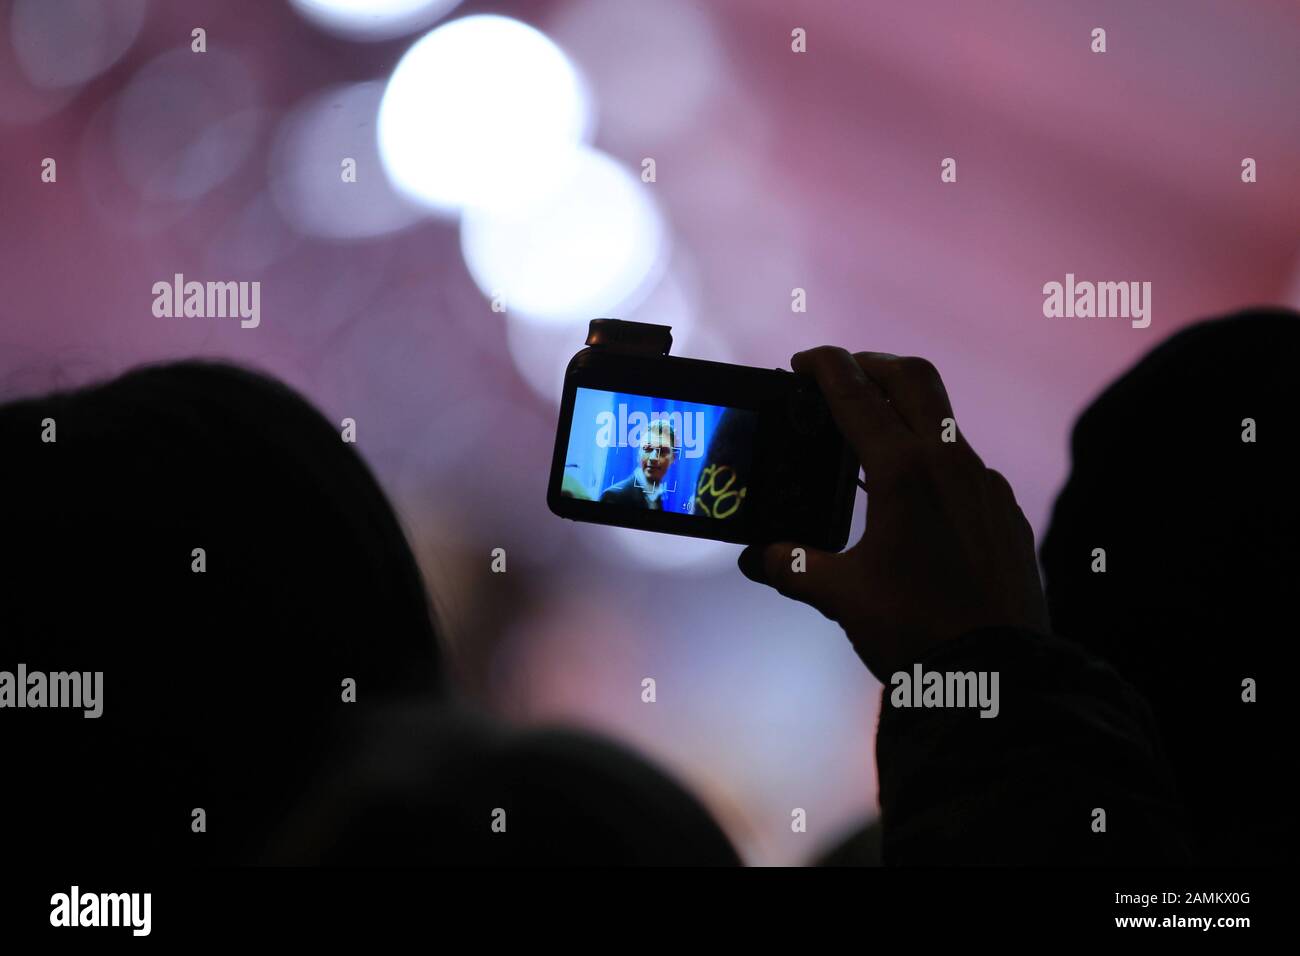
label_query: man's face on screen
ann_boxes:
[639,424,676,484]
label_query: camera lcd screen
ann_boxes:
[560,387,759,521]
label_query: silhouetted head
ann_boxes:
[1041,307,1299,864]
[0,361,444,863]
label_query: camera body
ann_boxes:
[546,319,859,550]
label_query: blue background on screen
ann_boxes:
[564,387,729,516]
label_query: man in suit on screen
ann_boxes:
[600,418,677,510]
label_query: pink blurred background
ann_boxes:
[2,0,1297,864]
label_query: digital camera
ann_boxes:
[546,319,859,550]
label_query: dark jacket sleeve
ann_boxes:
[877,627,1192,865]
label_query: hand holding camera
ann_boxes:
[548,323,1048,683]
[737,347,1051,682]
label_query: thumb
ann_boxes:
[737,542,847,620]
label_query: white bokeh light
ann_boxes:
[270,81,427,240]
[377,15,594,215]
[461,147,666,325]
[110,49,260,204]
[289,0,461,42]
[546,0,724,150]
[10,0,148,89]
[504,269,698,404]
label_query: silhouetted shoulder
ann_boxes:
[265,701,740,866]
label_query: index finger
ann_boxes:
[791,346,913,488]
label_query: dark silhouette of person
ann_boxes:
[0,361,736,865]
[262,697,739,865]
[11,338,1258,869]
[1041,306,1299,865]
[739,347,1191,864]
[693,408,753,520]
